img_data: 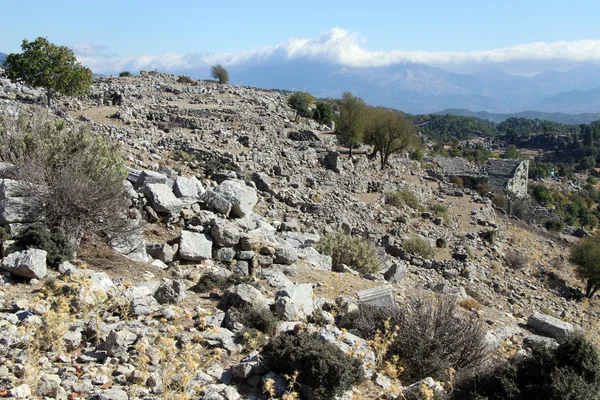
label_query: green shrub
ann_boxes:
[118,71,132,77]
[236,305,278,336]
[403,236,435,259]
[436,238,447,248]
[17,223,73,267]
[315,231,380,273]
[210,64,229,84]
[453,334,600,400]
[177,75,195,84]
[313,101,334,125]
[0,110,128,240]
[385,188,420,209]
[450,176,464,188]
[338,304,401,340]
[492,194,509,210]
[0,225,11,242]
[263,332,365,399]
[192,272,255,294]
[410,148,424,162]
[544,218,565,232]
[532,184,554,207]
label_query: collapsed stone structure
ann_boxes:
[429,156,529,197]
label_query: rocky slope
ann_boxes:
[0,72,596,399]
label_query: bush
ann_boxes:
[393,294,487,383]
[385,188,420,209]
[403,236,435,259]
[315,231,380,273]
[450,176,464,188]
[544,218,565,232]
[263,332,365,399]
[119,71,132,77]
[570,236,600,298]
[338,304,401,340]
[436,238,447,248]
[0,110,129,240]
[312,101,334,125]
[236,305,278,336]
[492,194,509,210]
[453,334,600,400]
[177,75,195,84]
[505,251,527,270]
[532,184,553,207]
[17,223,73,267]
[210,64,229,84]
[410,147,424,162]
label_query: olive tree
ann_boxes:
[210,64,229,84]
[3,37,93,107]
[365,107,417,169]
[287,91,315,122]
[336,92,367,157]
[569,236,600,298]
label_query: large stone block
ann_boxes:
[143,183,183,214]
[179,230,213,261]
[0,249,47,279]
[214,180,258,218]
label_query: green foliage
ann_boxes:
[430,204,448,219]
[410,147,424,162]
[412,114,495,141]
[177,75,195,84]
[312,101,334,125]
[453,334,600,400]
[315,231,380,274]
[436,238,447,248]
[503,144,522,159]
[570,236,600,298]
[385,188,420,209]
[0,110,127,238]
[192,272,255,293]
[3,37,93,106]
[263,332,365,399]
[236,305,279,336]
[17,223,73,267]
[544,218,565,232]
[450,176,464,188]
[364,107,417,169]
[287,91,315,122]
[339,304,401,340]
[118,71,132,77]
[0,226,11,242]
[336,92,367,151]
[492,194,509,210]
[532,184,554,207]
[210,64,229,84]
[403,236,435,259]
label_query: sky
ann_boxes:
[2,0,600,76]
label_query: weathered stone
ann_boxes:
[402,377,445,400]
[300,247,332,270]
[211,223,241,247]
[134,170,169,189]
[173,176,205,201]
[527,312,574,342]
[356,285,396,309]
[154,280,186,304]
[219,284,267,310]
[214,180,258,218]
[201,190,233,216]
[144,183,183,214]
[274,245,298,265]
[383,262,406,283]
[213,247,236,262]
[179,230,213,261]
[104,329,137,359]
[0,249,47,279]
[261,372,287,397]
[275,284,314,321]
[0,197,36,224]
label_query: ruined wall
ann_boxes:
[505,161,529,197]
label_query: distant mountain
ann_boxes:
[0,52,7,65]
[232,60,600,115]
[436,108,600,124]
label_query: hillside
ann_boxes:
[436,108,600,124]
[0,73,598,399]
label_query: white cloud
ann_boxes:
[74,28,600,76]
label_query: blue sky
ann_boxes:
[2,0,600,75]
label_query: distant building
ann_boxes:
[429,156,529,197]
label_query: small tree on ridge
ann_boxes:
[210,64,229,84]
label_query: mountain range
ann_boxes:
[0,52,6,64]
[232,61,600,116]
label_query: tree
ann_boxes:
[287,91,315,122]
[3,37,92,107]
[569,236,600,298]
[210,64,229,84]
[313,101,334,126]
[503,144,521,159]
[119,71,132,77]
[532,184,553,207]
[365,107,417,169]
[336,92,367,157]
